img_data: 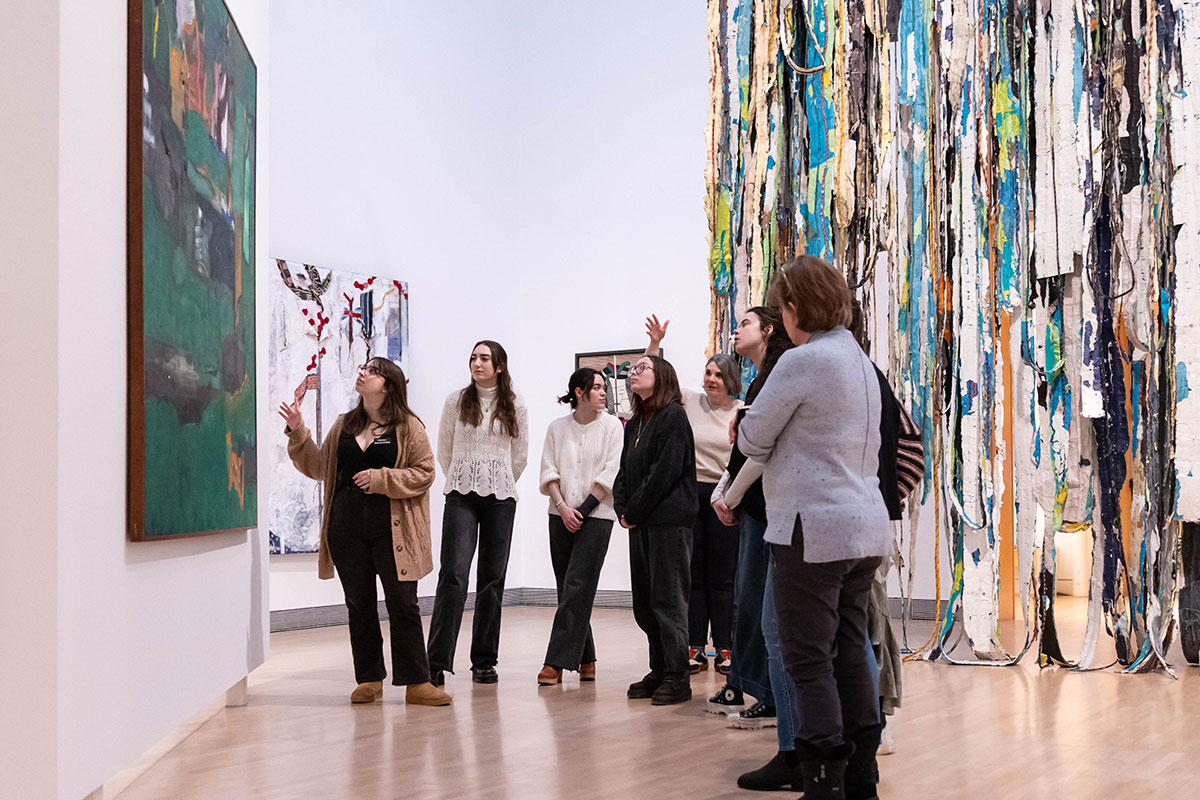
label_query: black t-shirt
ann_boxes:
[336,427,398,490]
[330,427,398,536]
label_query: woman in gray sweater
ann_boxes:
[737,256,891,800]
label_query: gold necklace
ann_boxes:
[635,412,652,448]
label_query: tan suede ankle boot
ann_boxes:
[406,682,452,706]
[350,681,383,704]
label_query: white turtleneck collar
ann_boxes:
[476,383,499,401]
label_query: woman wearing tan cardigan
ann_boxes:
[279,357,450,707]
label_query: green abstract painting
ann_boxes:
[127,0,257,540]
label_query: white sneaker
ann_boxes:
[878,723,895,755]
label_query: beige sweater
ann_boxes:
[286,414,436,581]
[682,389,742,483]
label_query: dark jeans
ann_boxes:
[689,482,739,650]
[771,520,882,753]
[544,515,613,670]
[727,513,772,703]
[427,491,517,672]
[629,524,692,679]
[327,506,430,686]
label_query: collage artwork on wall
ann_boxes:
[269,260,410,555]
[575,349,661,421]
[126,0,258,540]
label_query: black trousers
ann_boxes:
[629,524,692,679]
[689,482,739,650]
[544,515,613,670]
[327,498,430,687]
[771,520,882,753]
[427,491,517,672]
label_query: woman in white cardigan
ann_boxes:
[536,367,623,685]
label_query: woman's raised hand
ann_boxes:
[644,314,669,346]
[278,400,304,432]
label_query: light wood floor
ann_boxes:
[115,601,1200,800]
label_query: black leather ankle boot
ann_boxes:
[736,748,803,791]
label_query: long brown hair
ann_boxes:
[745,305,794,404]
[343,357,421,435]
[631,355,682,416]
[458,340,520,437]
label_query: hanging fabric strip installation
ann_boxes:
[706,0,1200,670]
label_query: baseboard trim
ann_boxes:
[270,588,636,632]
[270,591,943,632]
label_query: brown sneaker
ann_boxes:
[537,665,562,685]
[405,682,452,706]
[350,681,383,704]
[579,662,596,681]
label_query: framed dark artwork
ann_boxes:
[574,349,660,421]
[127,0,258,540]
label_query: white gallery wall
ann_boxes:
[0,4,61,797]
[269,0,714,609]
[1,0,272,797]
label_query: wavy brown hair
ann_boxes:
[631,355,682,416]
[458,340,520,438]
[343,357,421,435]
[745,305,794,405]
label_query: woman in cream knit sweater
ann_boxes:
[426,340,528,686]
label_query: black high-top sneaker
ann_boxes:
[705,683,746,714]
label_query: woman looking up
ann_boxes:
[738,256,891,800]
[279,357,450,707]
[536,368,624,685]
[644,316,742,675]
[613,355,698,706]
[426,340,529,686]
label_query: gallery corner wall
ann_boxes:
[3,1,270,797]
[268,0,712,610]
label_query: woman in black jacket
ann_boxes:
[613,355,697,706]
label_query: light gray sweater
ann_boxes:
[737,327,891,562]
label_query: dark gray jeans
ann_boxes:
[771,521,881,753]
[427,491,517,672]
[629,524,692,679]
[544,515,613,670]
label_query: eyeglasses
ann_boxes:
[629,363,655,376]
[358,363,382,376]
